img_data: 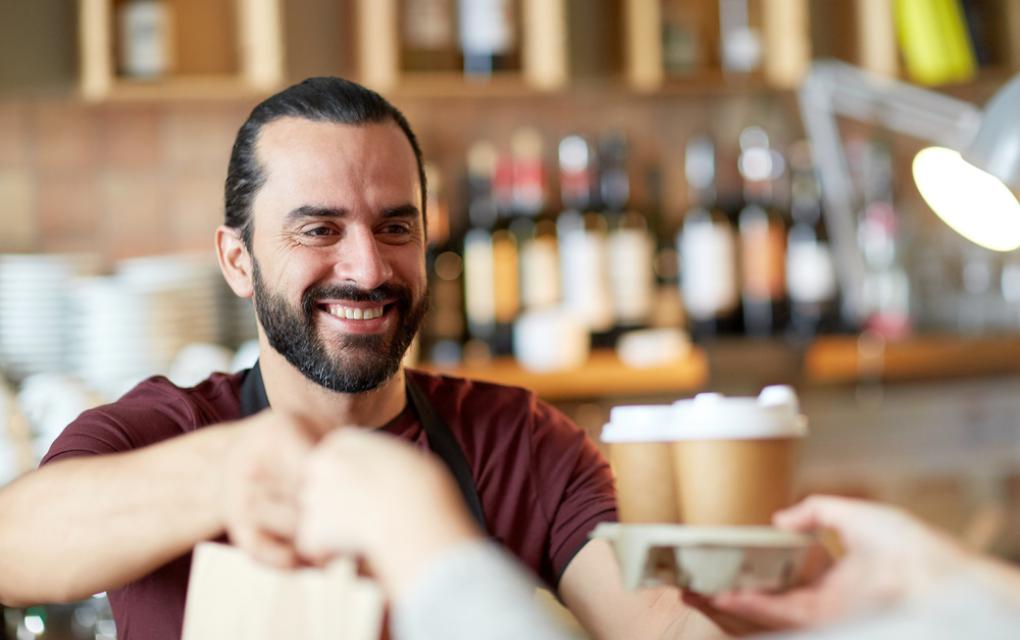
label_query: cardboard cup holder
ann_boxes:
[591,523,813,594]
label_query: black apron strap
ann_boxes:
[405,375,489,534]
[239,361,270,417]
[238,361,488,533]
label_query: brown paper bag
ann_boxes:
[182,542,383,640]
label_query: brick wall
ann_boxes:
[0,99,252,260]
[0,89,797,264]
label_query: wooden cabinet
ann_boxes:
[60,0,1020,101]
[78,0,286,100]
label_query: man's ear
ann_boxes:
[216,225,254,298]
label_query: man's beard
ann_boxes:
[251,257,427,393]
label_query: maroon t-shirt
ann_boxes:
[41,368,617,640]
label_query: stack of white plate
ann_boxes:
[116,253,226,346]
[67,254,227,399]
[0,253,99,380]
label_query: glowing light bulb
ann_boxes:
[912,146,1020,251]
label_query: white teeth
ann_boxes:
[326,304,384,320]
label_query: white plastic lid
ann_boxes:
[670,385,808,440]
[600,404,682,442]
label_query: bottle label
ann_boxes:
[609,228,655,324]
[491,230,520,323]
[681,219,739,320]
[787,241,836,304]
[740,212,787,300]
[463,229,496,328]
[521,236,560,310]
[119,0,172,77]
[560,229,613,331]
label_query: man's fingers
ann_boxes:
[251,493,300,540]
[229,525,299,568]
[248,531,300,568]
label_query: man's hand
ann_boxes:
[220,411,319,568]
[694,495,969,631]
[295,428,479,598]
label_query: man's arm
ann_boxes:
[559,539,731,640]
[0,409,315,608]
[0,424,233,606]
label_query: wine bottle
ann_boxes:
[458,0,520,78]
[785,141,838,340]
[679,135,740,339]
[857,139,911,338]
[558,135,614,341]
[118,0,173,78]
[401,0,459,73]
[462,141,501,359]
[421,163,466,364]
[601,131,655,333]
[737,126,788,337]
[510,128,560,312]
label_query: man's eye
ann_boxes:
[380,224,411,235]
[303,226,337,237]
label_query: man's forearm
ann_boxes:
[0,424,236,606]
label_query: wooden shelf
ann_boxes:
[78,0,283,102]
[93,75,267,102]
[418,348,708,401]
[805,334,1020,384]
[385,73,539,99]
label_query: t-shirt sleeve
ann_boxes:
[528,399,617,587]
[40,378,198,466]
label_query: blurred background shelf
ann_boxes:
[4,0,1017,100]
[419,347,709,401]
[805,334,1020,385]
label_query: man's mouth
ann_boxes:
[318,302,392,321]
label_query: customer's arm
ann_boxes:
[296,428,574,640]
[393,540,569,640]
[696,495,1020,631]
[0,410,315,607]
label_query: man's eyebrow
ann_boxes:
[382,204,422,220]
[284,205,347,223]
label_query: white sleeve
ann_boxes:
[391,540,572,640]
[764,575,1020,640]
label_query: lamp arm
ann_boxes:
[798,60,982,324]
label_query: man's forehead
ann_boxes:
[250,116,421,221]
[253,116,419,189]
[256,116,406,158]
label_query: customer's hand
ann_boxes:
[295,428,480,598]
[700,495,969,631]
[219,410,319,569]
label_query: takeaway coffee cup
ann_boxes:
[671,386,807,526]
[601,405,681,523]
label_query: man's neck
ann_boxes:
[256,344,408,432]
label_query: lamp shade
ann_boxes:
[910,74,1020,252]
[912,146,1020,252]
[963,74,1020,189]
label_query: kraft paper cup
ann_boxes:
[671,386,808,526]
[601,405,681,524]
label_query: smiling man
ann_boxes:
[0,78,722,640]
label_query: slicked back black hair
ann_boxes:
[224,77,426,246]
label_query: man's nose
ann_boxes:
[334,226,392,290]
